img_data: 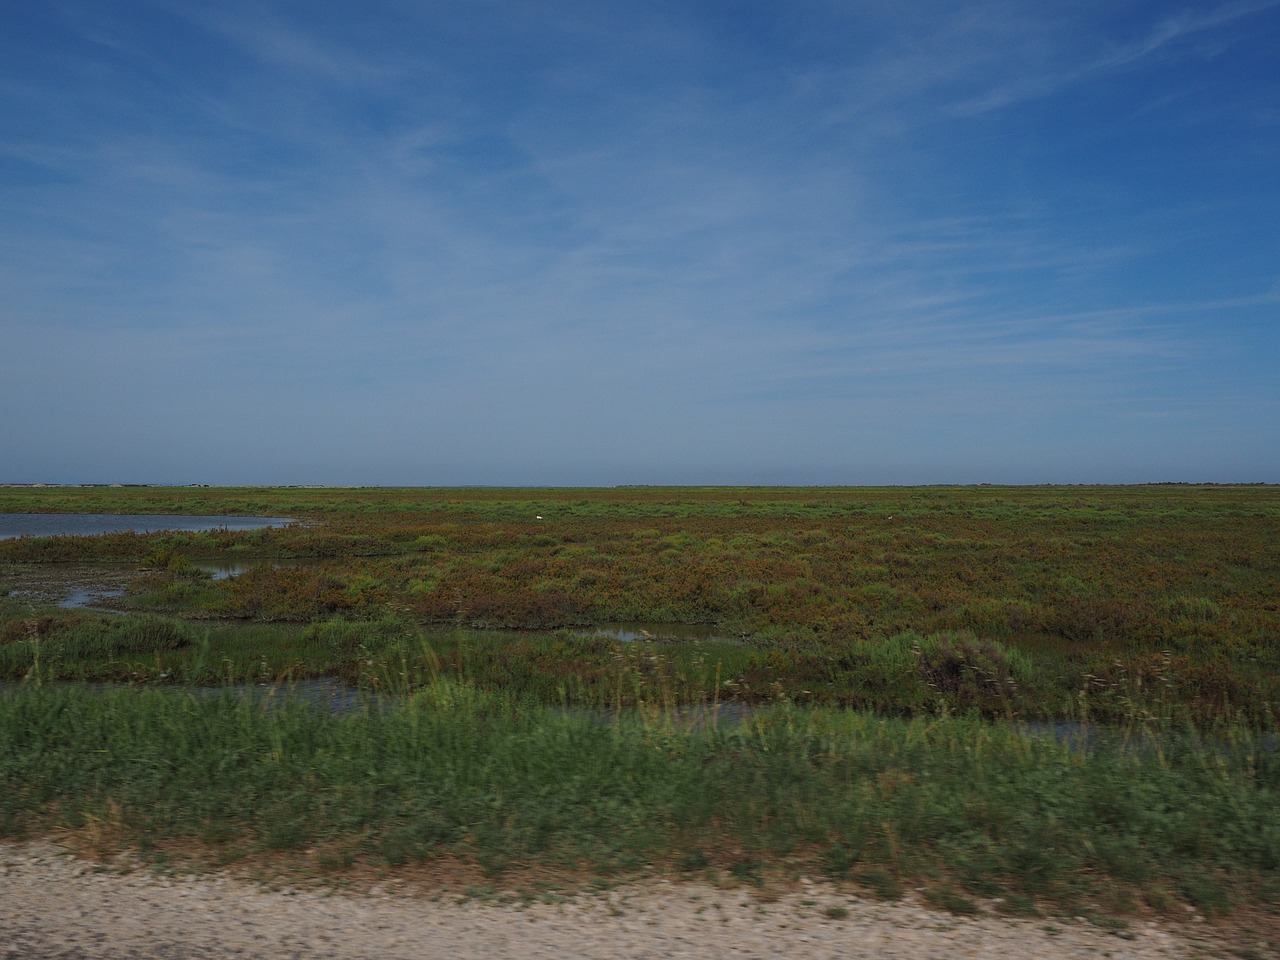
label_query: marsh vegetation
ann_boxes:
[1,484,1277,919]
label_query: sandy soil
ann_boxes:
[2,840,1270,960]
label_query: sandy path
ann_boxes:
[0,841,1251,959]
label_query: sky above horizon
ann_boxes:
[2,1,1278,486]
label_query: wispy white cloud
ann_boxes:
[1,0,1276,483]
[952,0,1280,114]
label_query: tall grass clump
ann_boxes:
[57,616,195,659]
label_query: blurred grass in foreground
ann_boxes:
[2,680,1277,916]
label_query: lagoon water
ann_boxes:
[0,514,293,540]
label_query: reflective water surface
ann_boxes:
[191,558,315,581]
[58,587,125,609]
[575,622,740,644]
[0,514,293,540]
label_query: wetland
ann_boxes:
[1,484,1278,926]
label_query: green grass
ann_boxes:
[1,681,1275,913]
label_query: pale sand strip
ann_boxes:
[0,841,1237,960]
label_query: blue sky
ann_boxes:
[2,0,1277,485]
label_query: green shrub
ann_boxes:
[915,632,1027,707]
